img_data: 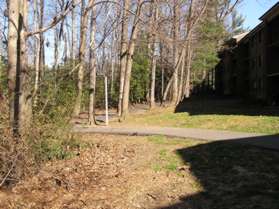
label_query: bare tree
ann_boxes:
[73,0,95,117]
[149,0,158,109]
[88,2,97,125]
[5,0,244,133]
[118,0,129,117]
[121,0,143,120]
[7,0,32,135]
[7,0,19,132]
[33,0,45,107]
[172,0,180,104]
[71,0,78,63]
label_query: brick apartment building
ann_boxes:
[215,2,279,104]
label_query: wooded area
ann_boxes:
[0,0,246,187]
[0,0,245,133]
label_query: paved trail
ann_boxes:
[73,125,279,151]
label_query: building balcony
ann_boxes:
[267,64,279,75]
[268,40,279,48]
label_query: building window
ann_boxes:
[258,56,262,67]
[251,59,255,69]
[259,32,262,43]
[253,81,257,89]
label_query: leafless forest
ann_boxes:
[0,0,247,196]
[1,0,244,133]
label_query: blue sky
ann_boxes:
[239,0,279,29]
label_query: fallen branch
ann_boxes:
[0,154,19,187]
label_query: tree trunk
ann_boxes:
[118,0,129,117]
[53,28,59,85]
[53,3,59,91]
[181,0,209,100]
[33,0,44,107]
[163,47,185,104]
[177,49,186,103]
[18,0,31,135]
[71,0,77,62]
[7,0,31,135]
[7,0,19,132]
[159,42,164,102]
[183,43,193,98]
[88,5,97,125]
[182,0,195,100]
[163,75,174,104]
[110,37,115,96]
[150,54,157,109]
[172,0,180,104]
[121,0,142,120]
[73,0,94,116]
[149,1,158,109]
[63,32,68,62]
[161,67,165,102]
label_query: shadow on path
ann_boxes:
[175,96,279,116]
[158,135,279,209]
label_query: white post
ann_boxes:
[105,75,109,126]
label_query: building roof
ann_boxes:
[221,2,279,49]
[240,22,264,43]
[260,2,279,21]
[238,2,279,44]
[233,32,249,43]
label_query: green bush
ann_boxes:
[0,56,7,97]
[35,61,77,121]
[28,123,80,162]
[130,51,150,103]
[192,20,224,83]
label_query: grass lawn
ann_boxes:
[2,135,279,209]
[124,108,279,134]
[121,98,279,134]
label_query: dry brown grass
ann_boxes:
[1,134,278,209]
[0,100,36,187]
[0,135,202,209]
[0,99,79,188]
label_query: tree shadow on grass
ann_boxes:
[158,135,279,209]
[175,96,279,116]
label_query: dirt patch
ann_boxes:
[1,134,279,209]
[0,135,201,209]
